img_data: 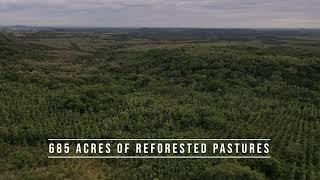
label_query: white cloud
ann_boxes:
[0,0,319,28]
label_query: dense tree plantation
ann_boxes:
[0,28,320,179]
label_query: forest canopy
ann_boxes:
[0,28,320,179]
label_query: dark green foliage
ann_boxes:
[201,162,266,180]
[0,28,320,179]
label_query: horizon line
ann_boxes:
[1,24,320,30]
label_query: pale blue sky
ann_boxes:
[0,0,319,28]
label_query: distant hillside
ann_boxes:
[0,33,12,42]
[0,25,41,33]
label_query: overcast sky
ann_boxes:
[0,0,319,28]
